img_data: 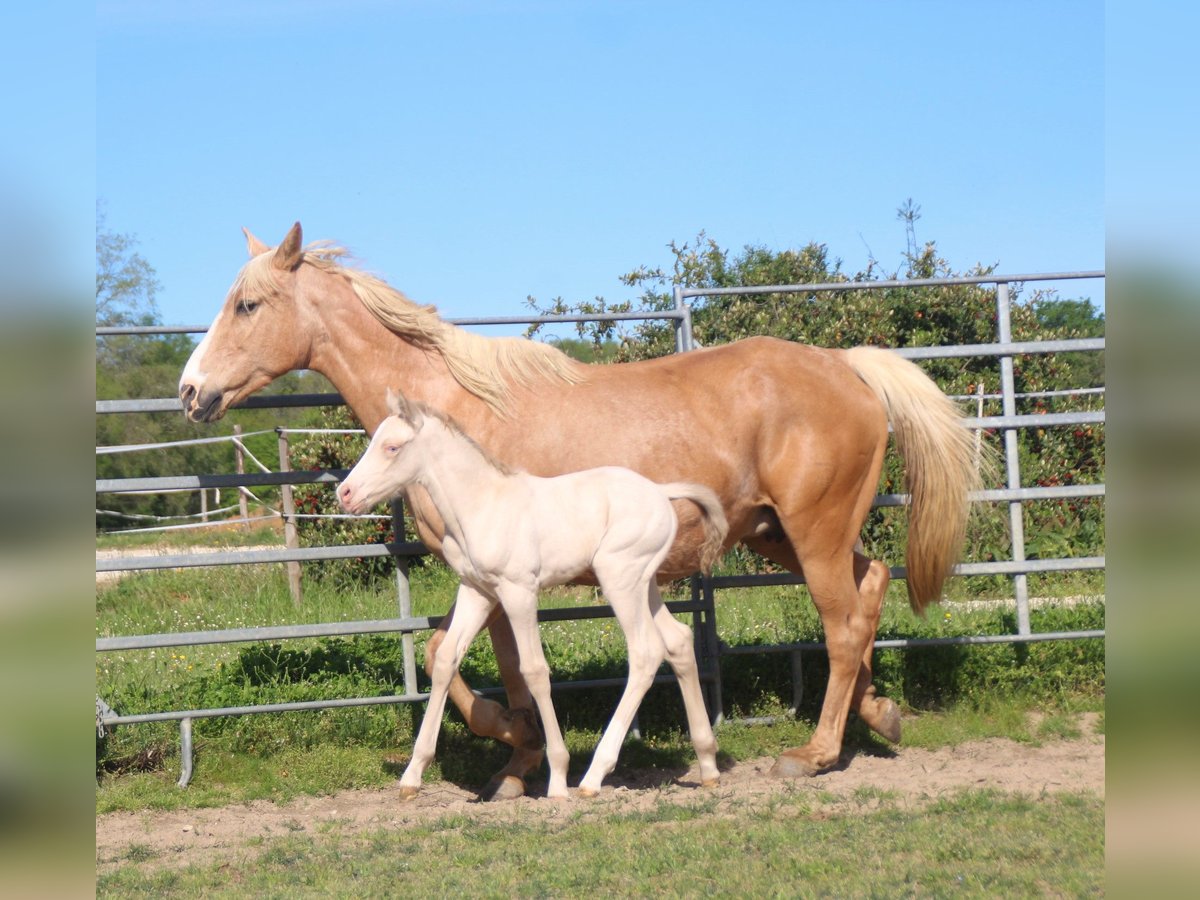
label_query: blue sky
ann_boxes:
[94,1,1107,331]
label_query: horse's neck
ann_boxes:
[409,422,511,542]
[305,290,475,435]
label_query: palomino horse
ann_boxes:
[338,393,728,798]
[179,222,979,799]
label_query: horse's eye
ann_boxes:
[236,299,260,316]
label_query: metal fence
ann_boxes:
[96,271,1105,785]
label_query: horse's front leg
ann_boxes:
[401,584,495,797]
[424,604,545,801]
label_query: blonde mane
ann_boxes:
[238,243,584,416]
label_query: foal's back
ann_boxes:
[510,466,679,588]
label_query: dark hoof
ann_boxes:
[872,699,902,744]
[768,752,822,779]
[479,774,526,802]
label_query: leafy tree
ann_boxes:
[96,205,160,328]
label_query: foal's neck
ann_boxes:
[410,421,511,539]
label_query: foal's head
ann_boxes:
[337,390,427,515]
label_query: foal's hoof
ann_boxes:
[768,750,824,779]
[575,786,600,799]
[701,777,721,789]
[479,774,526,803]
[397,784,421,801]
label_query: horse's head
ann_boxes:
[179,222,314,423]
[338,390,426,514]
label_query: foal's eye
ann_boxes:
[384,445,401,455]
[236,299,260,316]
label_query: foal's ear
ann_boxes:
[273,221,304,271]
[243,227,270,258]
[385,387,414,422]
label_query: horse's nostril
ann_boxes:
[180,384,196,405]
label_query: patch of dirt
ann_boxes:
[96,715,1103,874]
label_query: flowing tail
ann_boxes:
[843,346,986,614]
[660,483,730,575]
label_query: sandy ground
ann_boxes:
[96,714,1103,874]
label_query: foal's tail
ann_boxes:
[660,483,730,575]
[843,346,988,615]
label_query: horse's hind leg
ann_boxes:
[851,550,901,743]
[771,550,874,776]
[744,534,900,745]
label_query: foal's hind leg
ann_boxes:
[578,569,668,796]
[647,582,720,787]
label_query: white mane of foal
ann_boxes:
[338,399,726,798]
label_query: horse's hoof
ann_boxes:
[479,774,526,802]
[701,777,720,789]
[871,699,902,744]
[576,786,599,799]
[397,784,421,801]
[769,751,823,779]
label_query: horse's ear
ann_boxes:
[273,221,304,271]
[243,227,270,258]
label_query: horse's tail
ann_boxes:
[660,483,730,575]
[843,346,988,615]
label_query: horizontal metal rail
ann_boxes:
[677,270,1104,299]
[97,471,1104,510]
[96,599,709,652]
[95,308,688,337]
[719,629,1106,657]
[99,671,703,728]
[95,337,1105,417]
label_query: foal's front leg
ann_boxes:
[399,584,495,798]
[495,582,572,799]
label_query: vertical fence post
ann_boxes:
[673,286,696,353]
[391,498,418,699]
[276,428,303,607]
[973,382,985,471]
[199,488,208,523]
[995,282,1031,635]
[234,424,250,528]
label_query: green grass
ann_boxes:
[96,789,1104,897]
[97,551,1104,811]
